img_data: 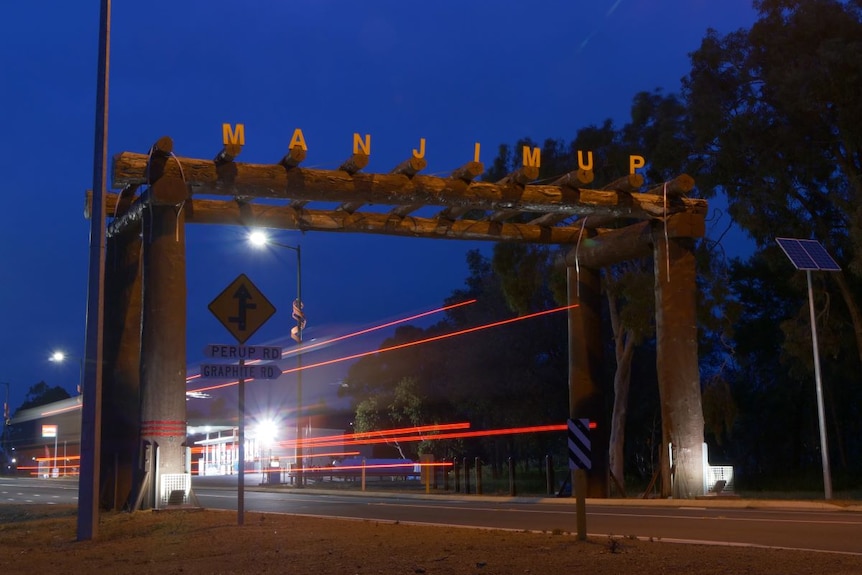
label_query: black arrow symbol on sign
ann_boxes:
[228,284,257,331]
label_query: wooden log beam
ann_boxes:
[563,212,706,268]
[437,206,479,221]
[644,174,695,197]
[487,209,521,223]
[553,168,594,188]
[523,169,600,226]
[450,161,484,182]
[389,204,420,217]
[387,156,428,217]
[104,178,189,237]
[496,165,539,187]
[527,212,570,227]
[113,152,707,219]
[280,146,307,169]
[338,153,369,175]
[603,173,644,193]
[576,175,690,230]
[214,143,242,165]
[391,155,427,178]
[104,193,591,243]
[141,136,175,186]
[486,168,541,221]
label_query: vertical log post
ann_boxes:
[101,231,142,510]
[653,231,704,498]
[139,177,188,508]
[567,265,609,497]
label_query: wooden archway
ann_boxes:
[91,135,707,507]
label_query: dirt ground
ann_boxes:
[1,504,861,575]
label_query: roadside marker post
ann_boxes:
[568,418,592,540]
[208,274,277,526]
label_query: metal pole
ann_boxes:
[78,358,84,395]
[806,270,833,499]
[78,0,109,541]
[1,382,9,456]
[295,245,303,487]
[257,238,305,486]
[238,359,245,525]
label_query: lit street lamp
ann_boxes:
[248,230,307,486]
[1,381,10,461]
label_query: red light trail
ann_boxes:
[279,423,567,450]
[279,298,478,358]
[188,302,579,394]
[186,298,476,383]
[276,422,472,450]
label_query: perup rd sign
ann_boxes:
[204,344,282,361]
[199,344,284,380]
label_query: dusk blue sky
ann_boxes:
[1,1,758,413]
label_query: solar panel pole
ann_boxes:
[805,269,832,499]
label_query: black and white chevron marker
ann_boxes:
[567,418,592,471]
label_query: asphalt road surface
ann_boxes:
[3,475,860,555]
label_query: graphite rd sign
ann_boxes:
[208,274,276,344]
[199,363,282,380]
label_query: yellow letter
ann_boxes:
[473,142,481,163]
[523,145,541,168]
[629,155,645,174]
[353,133,371,155]
[222,123,245,146]
[289,128,308,151]
[412,138,426,159]
[577,150,593,171]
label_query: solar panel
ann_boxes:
[776,238,841,272]
[797,240,841,271]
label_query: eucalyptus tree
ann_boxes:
[683,0,862,474]
[684,0,862,363]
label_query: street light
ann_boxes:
[49,350,84,395]
[1,381,10,462]
[248,230,307,486]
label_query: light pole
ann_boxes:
[248,230,307,486]
[49,351,84,395]
[1,381,10,461]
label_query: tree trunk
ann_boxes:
[609,326,635,493]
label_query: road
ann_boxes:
[3,475,860,555]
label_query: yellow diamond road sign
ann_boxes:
[208,274,276,344]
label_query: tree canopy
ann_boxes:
[340,0,862,492]
[15,381,71,413]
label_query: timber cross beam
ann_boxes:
[95,136,707,247]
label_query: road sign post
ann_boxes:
[568,418,592,541]
[208,274,277,526]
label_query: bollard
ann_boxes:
[475,457,483,495]
[463,457,471,494]
[575,469,587,540]
[545,455,554,495]
[508,457,516,496]
[454,459,460,493]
